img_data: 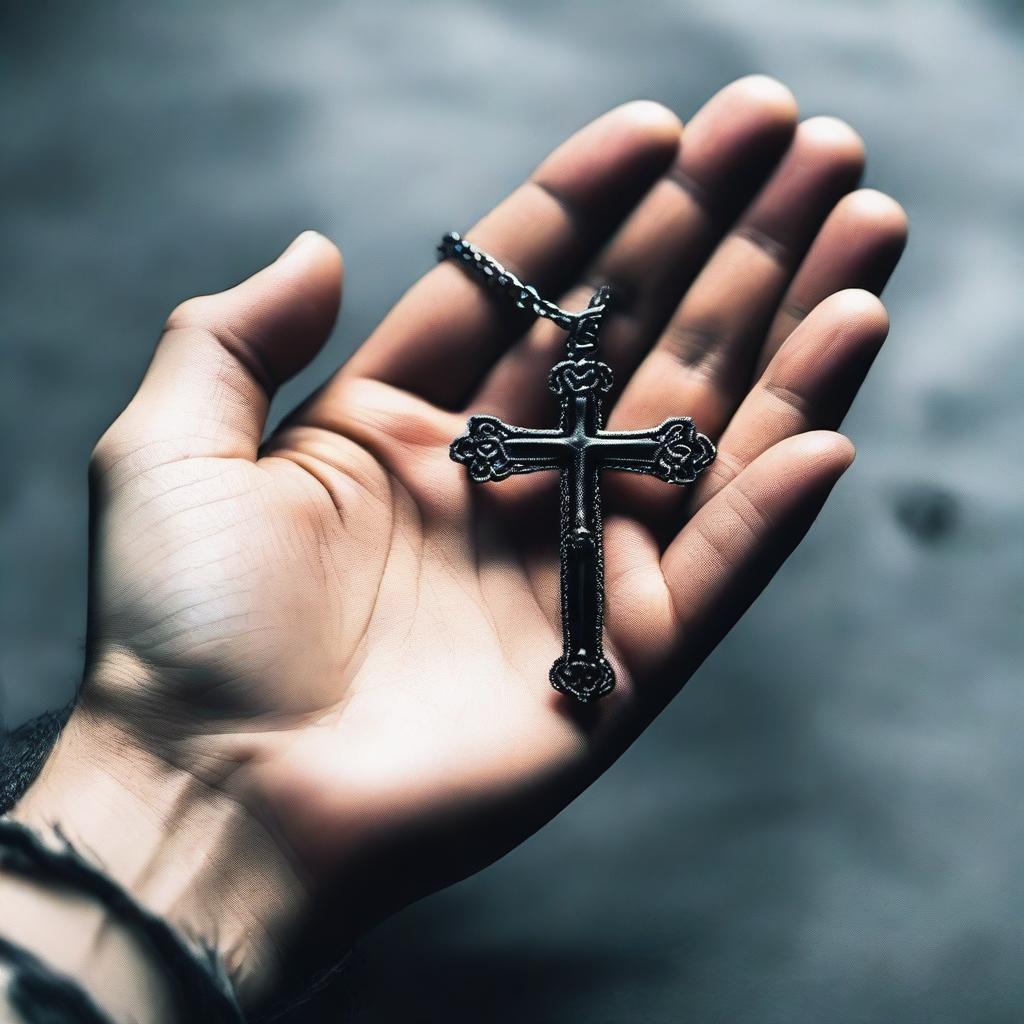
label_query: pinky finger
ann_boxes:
[657,431,854,681]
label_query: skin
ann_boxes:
[3,76,906,1020]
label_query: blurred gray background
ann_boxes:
[2,1,1023,1021]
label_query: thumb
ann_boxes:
[94,231,342,478]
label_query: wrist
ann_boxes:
[0,870,178,1023]
[7,706,307,1007]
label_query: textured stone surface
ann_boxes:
[2,3,1022,1021]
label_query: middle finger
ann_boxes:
[611,115,866,444]
[471,75,799,427]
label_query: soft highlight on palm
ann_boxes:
[84,78,906,905]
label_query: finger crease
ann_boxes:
[664,165,715,218]
[199,323,277,397]
[734,224,792,268]
[724,477,774,541]
[762,379,815,420]
[661,318,725,369]
[529,177,589,236]
[705,449,746,491]
[780,299,811,324]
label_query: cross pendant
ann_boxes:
[450,286,716,703]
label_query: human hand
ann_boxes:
[11,76,905,1008]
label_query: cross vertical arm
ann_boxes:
[441,230,717,704]
[550,440,614,702]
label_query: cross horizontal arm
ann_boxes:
[594,417,717,485]
[450,415,568,482]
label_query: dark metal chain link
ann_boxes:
[437,231,584,331]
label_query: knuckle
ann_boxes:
[162,294,272,393]
[164,294,217,334]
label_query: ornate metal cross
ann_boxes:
[443,233,716,703]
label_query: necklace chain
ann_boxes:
[438,231,599,332]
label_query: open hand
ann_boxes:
[15,77,905,1003]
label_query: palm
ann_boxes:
[84,79,905,920]
[90,377,657,877]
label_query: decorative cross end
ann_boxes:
[548,358,613,396]
[450,416,516,482]
[549,651,615,703]
[649,419,717,484]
